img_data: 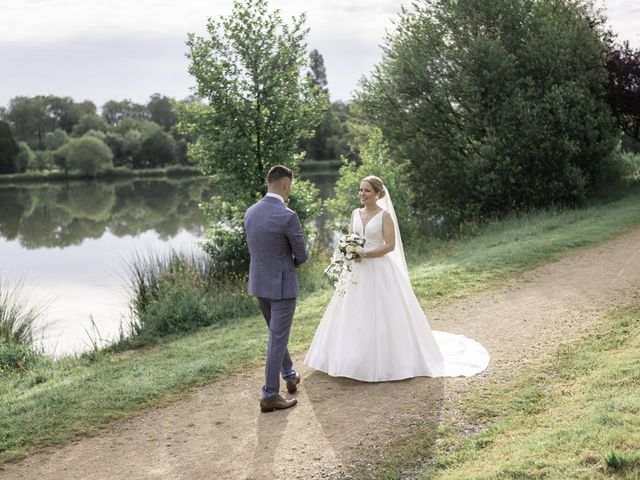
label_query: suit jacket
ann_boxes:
[244,196,308,300]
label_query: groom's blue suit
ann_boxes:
[244,195,308,400]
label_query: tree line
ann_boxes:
[178,0,640,274]
[0,94,191,176]
[3,0,640,261]
[0,55,353,178]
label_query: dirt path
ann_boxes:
[3,227,640,480]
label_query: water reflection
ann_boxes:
[0,178,213,249]
[0,177,214,355]
[0,173,337,355]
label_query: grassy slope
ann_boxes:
[1,182,640,464]
[420,304,640,480]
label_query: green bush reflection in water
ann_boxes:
[0,177,215,249]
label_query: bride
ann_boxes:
[304,175,490,381]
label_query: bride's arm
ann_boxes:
[348,210,354,234]
[361,212,395,259]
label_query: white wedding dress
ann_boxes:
[304,202,490,381]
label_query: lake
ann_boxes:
[0,173,337,355]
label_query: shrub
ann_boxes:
[326,128,417,240]
[14,141,33,173]
[0,120,20,174]
[357,0,621,221]
[134,129,177,168]
[621,152,640,178]
[71,114,110,136]
[31,150,54,171]
[126,251,257,342]
[60,136,114,177]
[44,129,69,150]
[0,278,41,371]
[0,341,37,372]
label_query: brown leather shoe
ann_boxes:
[260,394,297,413]
[286,372,301,394]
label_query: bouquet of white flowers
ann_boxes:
[324,233,366,295]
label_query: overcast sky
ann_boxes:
[1,0,638,109]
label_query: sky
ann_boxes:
[1,0,638,109]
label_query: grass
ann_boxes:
[0,278,42,373]
[122,250,259,345]
[0,279,39,345]
[416,303,640,480]
[408,180,640,307]
[1,180,640,464]
[350,303,640,480]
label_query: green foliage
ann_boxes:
[103,132,128,167]
[113,117,157,136]
[0,341,37,372]
[305,101,350,161]
[135,129,177,168]
[0,121,20,174]
[301,49,352,161]
[3,96,95,147]
[605,42,640,142]
[71,114,110,137]
[44,128,69,150]
[0,279,39,345]
[60,136,114,177]
[0,278,41,373]
[326,128,417,239]
[357,0,621,222]
[14,142,33,174]
[604,449,640,473]
[30,150,53,172]
[180,0,328,272]
[620,151,640,178]
[0,178,212,249]
[101,99,147,126]
[126,251,257,343]
[146,93,179,131]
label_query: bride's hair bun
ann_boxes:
[362,175,385,199]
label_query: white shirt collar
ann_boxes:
[265,192,285,204]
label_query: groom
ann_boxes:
[244,165,308,412]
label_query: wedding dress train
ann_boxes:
[304,207,490,381]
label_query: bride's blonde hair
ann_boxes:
[362,175,386,199]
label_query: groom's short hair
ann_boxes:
[267,165,293,184]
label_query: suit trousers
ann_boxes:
[258,297,297,399]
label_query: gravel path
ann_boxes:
[3,227,640,479]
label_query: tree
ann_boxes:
[300,50,350,160]
[357,0,621,222]
[308,49,328,94]
[3,96,52,148]
[0,121,20,174]
[71,114,110,136]
[147,94,179,131]
[15,141,33,173]
[305,101,349,160]
[606,42,640,142]
[44,128,70,150]
[45,96,96,133]
[3,96,96,147]
[135,129,177,168]
[179,0,327,272]
[326,128,417,242]
[61,136,114,177]
[102,100,147,126]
